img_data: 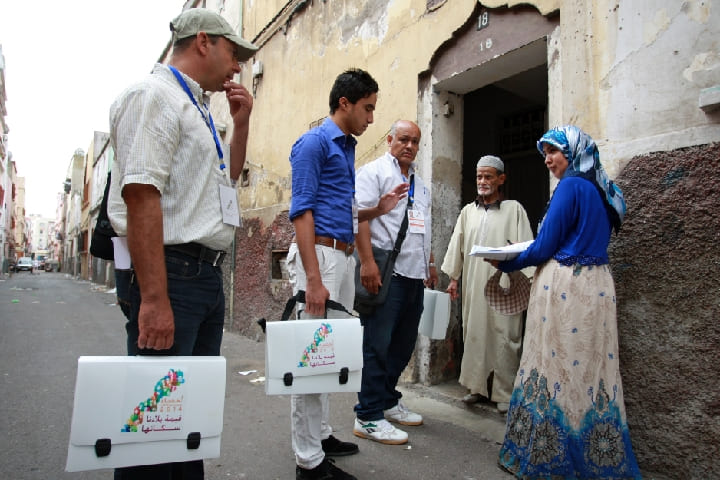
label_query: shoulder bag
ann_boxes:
[89,172,117,261]
[353,194,411,315]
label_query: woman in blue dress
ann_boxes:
[491,125,642,479]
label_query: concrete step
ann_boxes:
[397,381,507,445]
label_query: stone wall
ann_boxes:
[609,142,720,478]
[231,214,294,339]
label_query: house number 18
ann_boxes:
[477,11,489,30]
[479,38,494,51]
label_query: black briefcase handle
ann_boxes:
[257,290,356,333]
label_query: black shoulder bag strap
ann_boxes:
[384,173,414,272]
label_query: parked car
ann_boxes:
[44,260,58,272]
[15,257,33,272]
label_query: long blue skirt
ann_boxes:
[498,260,642,479]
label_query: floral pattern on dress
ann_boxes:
[500,369,641,479]
[497,260,641,479]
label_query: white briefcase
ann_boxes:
[265,318,363,395]
[66,356,226,472]
[418,289,451,339]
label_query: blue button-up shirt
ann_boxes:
[289,117,357,244]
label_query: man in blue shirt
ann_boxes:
[287,69,406,480]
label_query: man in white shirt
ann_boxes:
[352,120,438,445]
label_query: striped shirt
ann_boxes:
[107,64,234,251]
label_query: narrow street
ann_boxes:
[0,271,514,480]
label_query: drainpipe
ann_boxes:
[227,0,244,329]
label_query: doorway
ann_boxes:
[462,65,549,235]
[414,5,560,386]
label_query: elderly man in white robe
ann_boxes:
[441,155,534,413]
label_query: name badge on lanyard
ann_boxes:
[408,209,425,234]
[219,183,242,227]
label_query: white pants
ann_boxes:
[286,243,356,469]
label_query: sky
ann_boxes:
[0,0,187,218]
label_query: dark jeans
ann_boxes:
[114,250,225,480]
[115,268,133,321]
[354,274,425,421]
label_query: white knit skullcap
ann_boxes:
[476,155,504,172]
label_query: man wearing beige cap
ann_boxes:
[107,8,257,479]
[440,155,534,414]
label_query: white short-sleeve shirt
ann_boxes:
[355,152,431,280]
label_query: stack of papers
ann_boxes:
[469,240,533,261]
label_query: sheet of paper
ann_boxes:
[111,237,131,269]
[469,240,533,261]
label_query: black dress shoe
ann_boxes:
[321,435,359,456]
[296,458,358,479]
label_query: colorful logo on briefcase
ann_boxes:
[298,323,336,368]
[121,369,185,433]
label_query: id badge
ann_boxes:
[219,183,242,227]
[408,209,425,234]
[352,197,359,234]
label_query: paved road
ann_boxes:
[0,271,517,480]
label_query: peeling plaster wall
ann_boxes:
[600,0,720,174]
[232,212,294,338]
[409,84,465,384]
[243,0,481,177]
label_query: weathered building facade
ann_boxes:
[208,0,720,477]
[62,149,85,277]
[86,131,114,286]
[12,175,26,258]
[0,43,14,273]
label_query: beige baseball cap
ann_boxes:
[170,8,258,61]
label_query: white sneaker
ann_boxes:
[384,401,423,426]
[353,418,408,445]
[496,402,509,414]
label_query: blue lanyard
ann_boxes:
[407,174,415,207]
[168,66,225,168]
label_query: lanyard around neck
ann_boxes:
[168,66,225,166]
[404,173,415,207]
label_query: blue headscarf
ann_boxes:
[537,125,626,232]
